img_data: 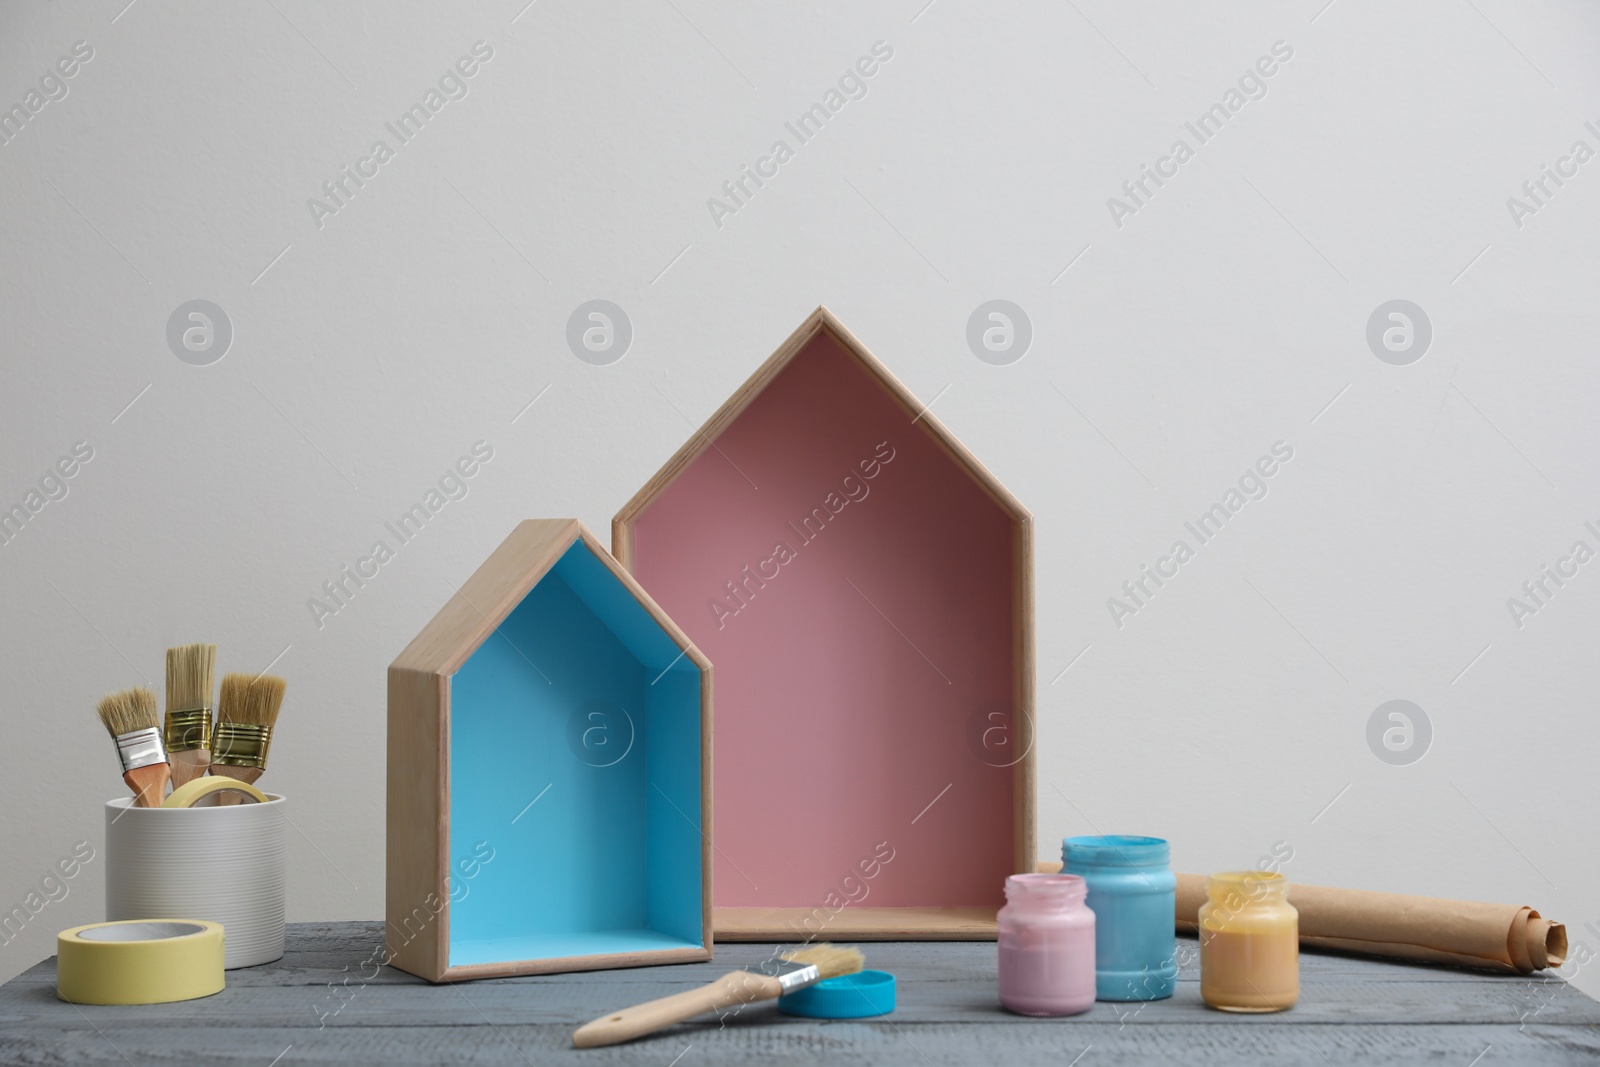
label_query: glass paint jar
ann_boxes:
[1199,870,1299,1012]
[996,874,1096,1016]
[1062,835,1177,1001]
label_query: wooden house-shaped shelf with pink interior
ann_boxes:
[614,308,1034,940]
[387,519,712,980]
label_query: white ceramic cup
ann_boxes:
[104,794,287,969]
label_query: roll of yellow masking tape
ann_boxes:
[163,776,267,808]
[57,919,225,1004]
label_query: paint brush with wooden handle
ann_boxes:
[96,687,169,807]
[572,944,864,1048]
[164,643,216,789]
[212,672,285,804]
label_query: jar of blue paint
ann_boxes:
[1062,835,1176,1002]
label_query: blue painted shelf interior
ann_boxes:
[448,538,704,966]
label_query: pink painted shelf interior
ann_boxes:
[616,308,1033,938]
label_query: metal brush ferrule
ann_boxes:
[752,958,821,994]
[164,708,212,752]
[114,726,167,773]
[212,722,271,769]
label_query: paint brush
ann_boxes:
[164,643,216,789]
[572,943,865,1048]
[96,687,169,807]
[212,672,285,804]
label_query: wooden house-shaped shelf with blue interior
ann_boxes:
[386,519,712,981]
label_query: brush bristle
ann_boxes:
[247,674,287,727]
[217,673,252,722]
[219,673,287,727]
[781,943,865,980]
[96,686,159,737]
[166,643,217,711]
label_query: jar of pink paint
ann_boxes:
[997,873,1096,1016]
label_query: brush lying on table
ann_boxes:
[572,944,864,1048]
[96,686,169,807]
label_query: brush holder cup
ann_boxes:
[104,794,287,968]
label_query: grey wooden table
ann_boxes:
[3,921,1598,1065]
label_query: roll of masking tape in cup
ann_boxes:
[58,919,224,1004]
[163,776,267,808]
[106,794,286,968]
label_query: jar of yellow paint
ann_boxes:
[1198,870,1299,1012]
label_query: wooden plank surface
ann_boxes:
[2,922,1597,1065]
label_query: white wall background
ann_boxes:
[2,0,1597,999]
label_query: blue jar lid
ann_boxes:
[1063,835,1170,867]
[778,970,896,1019]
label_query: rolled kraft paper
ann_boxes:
[1174,872,1567,975]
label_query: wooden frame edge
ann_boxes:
[386,666,449,982]
[611,306,1033,541]
[816,308,1030,522]
[439,944,714,983]
[613,310,831,533]
[575,525,710,675]
[1013,515,1036,878]
[699,661,714,955]
[715,906,999,942]
[434,519,582,677]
